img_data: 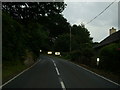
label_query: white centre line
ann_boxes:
[53,62,56,67]
[55,67,60,76]
[60,81,66,90]
[52,60,55,63]
[51,58,66,90]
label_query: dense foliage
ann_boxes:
[2,2,69,38]
[2,2,68,63]
[2,12,49,61]
[99,43,120,73]
[2,12,26,62]
[3,2,119,83]
[2,2,93,67]
[54,24,94,65]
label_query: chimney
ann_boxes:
[109,27,116,35]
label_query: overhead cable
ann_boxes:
[86,0,117,25]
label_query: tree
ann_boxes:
[2,2,70,48]
[2,2,66,24]
[47,14,70,37]
[2,12,50,62]
[54,33,70,52]
[54,24,93,65]
[2,12,26,62]
[25,22,49,56]
[54,24,93,51]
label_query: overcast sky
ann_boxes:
[62,0,119,42]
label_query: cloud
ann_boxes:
[62,2,118,42]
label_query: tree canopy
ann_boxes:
[2,2,69,39]
[2,2,69,62]
[2,2,66,23]
[2,2,94,66]
[54,24,93,52]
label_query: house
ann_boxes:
[93,27,120,50]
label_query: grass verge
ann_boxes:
[2,60,29,84]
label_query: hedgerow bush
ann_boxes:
[99,43,120,73]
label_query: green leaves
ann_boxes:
[54,24,93,58]
[2,2,94,67]
[2,12,51,62]
[54,33,70,52]
[2,2,66,24]
[2,12,26,61]
[54,24,94,65]
[99,43,120,72]
[26,22,50,55]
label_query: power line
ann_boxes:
[86,0,117,25]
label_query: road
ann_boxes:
[2,55,120,89]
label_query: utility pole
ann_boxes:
[70,26,71,53]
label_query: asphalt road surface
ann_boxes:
[2,55,120,89]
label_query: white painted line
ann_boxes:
[50,58,55,66]
[55,67,60,76]
[64,60,120,86]
[0,60,41,89]
[52,60,55,63]
[60,81,66,90]
[50,58,66,90]
[53,62,56,67]
[74,64,120,86]
[50,59,56,67]
[50,58,60,75]
[58,77,66,90]
[61,59,120,86]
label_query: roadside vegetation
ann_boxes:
[2,2,68,83]
[3,60,27,83]
[2,2,120,85]
[58,42,120,84]
[99,43,120,73]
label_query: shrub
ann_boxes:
[70,50,81,62]
[99,43,120,73]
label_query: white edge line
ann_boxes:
[75,64,120,86]
[50,58,120,86]
[72,62,120,86]
[0,59,40,88]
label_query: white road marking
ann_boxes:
[73,63,120,86]
[0,59,41,89]
[80,65,120,86]
[51,57,120,87]
[52,60,55,63]
[51,58,66,90]
[51,59,60,75]
[53,62,56,67]
[55,67,60,76]
[60,81,66,90]
[51,59,56,67]
[58,77,66,90]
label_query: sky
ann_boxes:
[62,0,119,42]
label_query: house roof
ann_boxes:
[93,30,120,49]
